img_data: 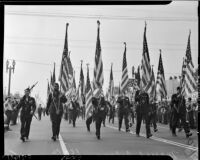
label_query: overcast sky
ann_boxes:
[3,2,198,104]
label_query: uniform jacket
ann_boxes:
[171,93,186,114]
[92,97,107,119]
[135,91,150,113]
[117,96,131,112]
[70,101,80,115]
[17,96,36,118]
[46,91,67,116]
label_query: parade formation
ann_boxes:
[4,6,198,156]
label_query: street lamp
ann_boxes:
[6,59,16,96]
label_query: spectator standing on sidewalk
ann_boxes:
[4,96,13,131]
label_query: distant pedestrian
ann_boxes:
[37,104,43,121]
[46,83,68,141]
[16,88,36,142]
[69,95,80,127]
[186,97,195,129]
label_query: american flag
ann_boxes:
[121,42,129,93]
[78,61,85,106]
[156,51,167,99]
[59,23,74,93]
[108,63,114,100]
[180,31,196,96]
[181,31,197,96]
[180,58,186,95]
[141,22,151,91]
[85,65,93,119]
[93,20,104,89]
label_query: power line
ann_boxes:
[4,41,198,51]
[5,11,198,22]
[4,58,186,75]
[5,36,198,46]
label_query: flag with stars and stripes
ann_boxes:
[93,20,104,90]
[78,62,85,106]
[59,23,74,93]
[156,52,167,100]
[108,63,114,100]
[121,42,129,93]
[181,31,197,96]
[85,65,93,119]
[141,23,152,92]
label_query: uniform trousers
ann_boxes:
[95,115,104,137]
[20,115,33,138]
[171,111,190,134]
[118,109,129,130]
[136,111,151,136]
[50,113,62,137]
[86,116,93,131]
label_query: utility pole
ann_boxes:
[6,59,16,96]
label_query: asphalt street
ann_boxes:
[4,115,198,160]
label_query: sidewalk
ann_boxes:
[4,116,63,155]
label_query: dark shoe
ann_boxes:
[97,135,100,140]
[126,129,130,132]
[25,137,29,140]
[118,128,121,131]
[136,134,140,137]
[172,133,177,137]
[186,132,192,138]
[147,133,152,138]
[20,137,25,142]
[51,136,56,141]
[154,129,158,132]
[87,128,90,132]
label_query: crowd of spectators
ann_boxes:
[4,96,20,131]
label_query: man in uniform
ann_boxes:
[37,104,43,121]
[186,97,195,129]
[46,83,68,141]
[171,87,192,137]
[69,95,80,127]
[93,93,107,140]
[16,88,36,142]
[86,97,96,132]
[150,99,158,132]
[135,89,152,138]
[108,96,115,124]
[117,92,131,132]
